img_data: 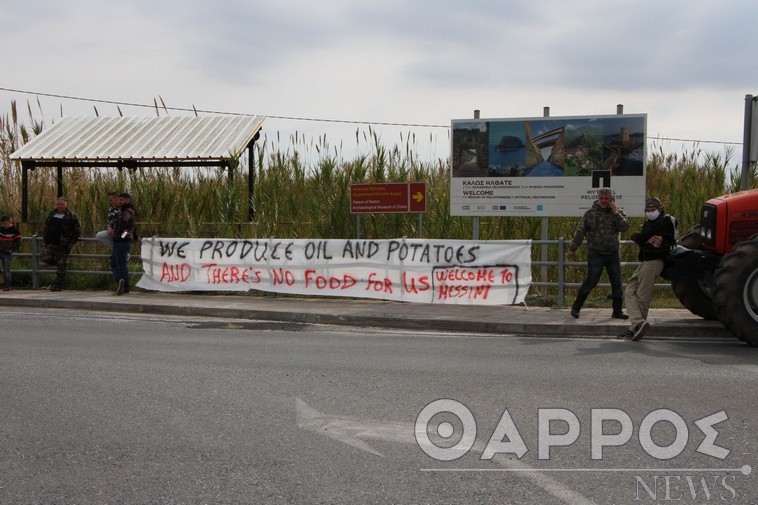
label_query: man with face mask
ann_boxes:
[621,197,677,341]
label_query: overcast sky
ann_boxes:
[1,0,755,166]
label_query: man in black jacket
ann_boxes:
[0,214,22,290]
[110,193,137,295]
[42,197,81,291]
[621,197,676,341]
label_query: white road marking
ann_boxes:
[296,398,599,505]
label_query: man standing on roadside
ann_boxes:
[0,214,22,290]
[110,193,136,295]
[621,197,677,341]
[42,197,81,291]
[95,191,121,250]
[567,188,630,319]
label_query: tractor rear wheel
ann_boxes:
[712,237,758,345]
[670,227,718,320]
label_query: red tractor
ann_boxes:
[663,188,758,345]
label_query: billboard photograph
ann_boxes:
[450,114,647,217]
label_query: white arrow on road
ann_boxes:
[296,398,415,457]
[295,398,598,505]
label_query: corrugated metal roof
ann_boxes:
[10,115,266,162]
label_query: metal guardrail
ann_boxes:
[12,236,667,306]
[531,238,671,307]
[13,236,142,289]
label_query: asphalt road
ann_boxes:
[1,308,757,504]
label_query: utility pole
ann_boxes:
[742,94,756,191]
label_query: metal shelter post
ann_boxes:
[56,161,63,197]
[247,131,261,221]
[248,143,255,220]
[21,161,33,222]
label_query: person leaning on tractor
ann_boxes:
[42,196,82,292]
[567,187,630,319]
[620,197,677,341]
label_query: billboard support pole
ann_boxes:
[540,107,550,296]
[472,109,481,240]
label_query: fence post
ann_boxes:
[31,235,40,289]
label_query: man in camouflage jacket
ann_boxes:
[567,188,630,319]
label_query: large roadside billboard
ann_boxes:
[450,114,647,217]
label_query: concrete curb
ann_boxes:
[0,289,736,341]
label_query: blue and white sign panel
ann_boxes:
[450,114,647,217]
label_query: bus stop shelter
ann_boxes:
[10,115,266,222]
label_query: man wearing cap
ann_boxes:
[567,188,630,319]
[621,197,677,341]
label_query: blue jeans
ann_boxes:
[573,250,624,312]
[0,251,11,285]
[110,241,133,292]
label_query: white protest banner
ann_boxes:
[136,238,532,305]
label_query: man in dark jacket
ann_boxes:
[110,193,137,295]
[621,197,677,341]
[0,214,22,290]
[567,188,630,319]
[42,197,81,291]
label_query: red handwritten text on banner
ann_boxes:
[137,238,532,305]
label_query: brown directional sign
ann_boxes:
[350,182,427,214]
[409,181,426,213]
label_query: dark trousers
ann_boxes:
[573,250,624,312]
[0,251,11,285]
[111,241,133,292]
[44,244,70,288]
